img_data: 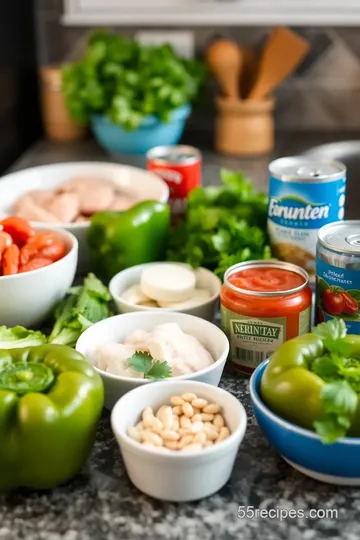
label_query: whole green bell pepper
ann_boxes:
[260,330,360,438]
[87,200,170,281]
[0,344,104,490]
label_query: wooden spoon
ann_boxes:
[248,27,310,100]
[206,39,243,99]
[239,46,259,99]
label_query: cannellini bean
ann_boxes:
[181,393,197,402]
[182,402,194,418]
[178,427,192,437]
[191,421,204,434]
[127,426,142,442]
[204,440,213,448]
[157,406,173,429]
[164,440,179,450]
[160,430,180,441]
[216,426,230,443]
[201,413,214,422]
[172,416,180,431]
[135,421,144,430]
[170,396,184,406]
[150,418,163,433]
[142,407,155,427]
[203,425,218,441]
[180,415,192,429]
[193,408,201,415]
[156,405,168,419]
[203,403,221,414]
[172,405,183,416]
[178,435,194,449]
[193,431,207,445]
[181,443,202,453]
[191,398,208,409]
[213,414,225,428]
[142,431,163,447]
[192,414,202,423]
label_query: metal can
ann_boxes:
[220,260,312,376]
[316,220,360,334]
[267,156,347,281]
[146,145,201,219]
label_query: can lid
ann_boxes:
[269,156,346,182]
[318,221,360,254]
[146,145,201,165]
[223,260,309,298]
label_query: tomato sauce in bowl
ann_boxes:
[221,261,312,375]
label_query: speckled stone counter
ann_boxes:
[1,132,360,540]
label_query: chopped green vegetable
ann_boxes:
[128,351,172,380]
[0,325,47,349]
[62,30,206,131]
[48,273,112,347]
[167,169,272,279]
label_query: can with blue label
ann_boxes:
[267,157,347,282]
[316,221,360,334]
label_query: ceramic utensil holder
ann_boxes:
[215,96,275,156]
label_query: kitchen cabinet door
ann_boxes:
[63,0,360,26]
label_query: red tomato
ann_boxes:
[2,245,20,275]
[1,216,34,247]
[341,291,359,315]
[19,257,52,273]
[322,288,345,315]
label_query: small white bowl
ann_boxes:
[0,225,78,328]
[0,162,169,273]
[109,262,222,321]
[76,311,229,409]
[111,380,247,502]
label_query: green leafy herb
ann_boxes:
[62,31,206,131]
[166,169,271,279]
[312,318,347,342]
[127,351,172,380]
[48,273,112,347]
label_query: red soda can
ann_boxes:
[146,145,202,220]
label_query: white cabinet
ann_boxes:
[63,0,360,26]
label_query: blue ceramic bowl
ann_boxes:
[91,104,191,156]
[250,360,360,485]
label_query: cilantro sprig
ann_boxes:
[127,351,172,380]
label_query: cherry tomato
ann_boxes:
[20,231,59,265]
[2,245,20,275]
[1,216,34,247]
[19,257,52,273]
[322,288,345,315]
[39,241,66,262]
[341,291,359,315]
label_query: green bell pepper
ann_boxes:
[0,344,104,490]
[260,323,360,441]
[87,200,170,281]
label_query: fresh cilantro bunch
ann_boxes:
[167,169,271,279]
[128,351,172,380]
[311,319,360,443]
[62,30,206,131]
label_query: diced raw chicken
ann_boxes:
[93,343,143,378]
[79,185,115,215]
[30,189,55,207]
[109,195,135,211]
[48,193,80,222]
[124,329,152,351]
[59,176,114,193]
[14,196,60,222]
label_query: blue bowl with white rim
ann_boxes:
[250,359,360,485]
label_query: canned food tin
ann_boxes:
[267,157,347,281]
[220,260,312,376]
[316,220,360,334]
[146,145,201,219]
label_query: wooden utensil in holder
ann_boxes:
[215,97,274,156]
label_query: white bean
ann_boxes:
[127,426,142,442]
[191,421,204,434]
[181,393,197,402]
[157,406,173,429]
[201,413,214,422]
[142,431,163,447]
[193,431,207,445]
[180,415,192,429]
[150,417,163,433]
[178,435,194,449]
[203,403,221,414]
[164,440,178,450]
[216,426,230,443]
[192,414,203,423]
[213,414,225,428]
[182,402,194,418]
[142,406,155,427]
[191,398,208,409]
[172,416,180,431]
[172,405,183,416]
[203,425,218,441]
[193,408,201,415]
[160,430,180,441]
[170,396,184,406]
[135,421,144,430]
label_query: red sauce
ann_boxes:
[220,262,312,376]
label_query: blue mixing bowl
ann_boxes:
[250,359,360,485]
[91,104,191,156]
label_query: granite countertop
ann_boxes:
[1,132,360,540]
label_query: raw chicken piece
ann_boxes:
[124,329,152,351]
[48,192,80,222]
[79,185,115,215]
[93,343,143,378]
[110,195,135,211]
[14,195,60,222]
[59,176,115,194]
[30,189,55,207]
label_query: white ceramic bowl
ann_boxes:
[111,380,247,502]
[109,262,222,321]
[76,311,229,410]
[0,162,169,273]
[0,225,78,328]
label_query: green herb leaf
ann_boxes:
[313,416,349,444]
[312,319,347,342]
[311,354,341,382]
[127,351,153,374]
[145,360,172,380]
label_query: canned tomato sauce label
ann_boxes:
[147,145,201,219]
[221,261,312,375]
[267,157,346,280]
[316,221,360,334]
